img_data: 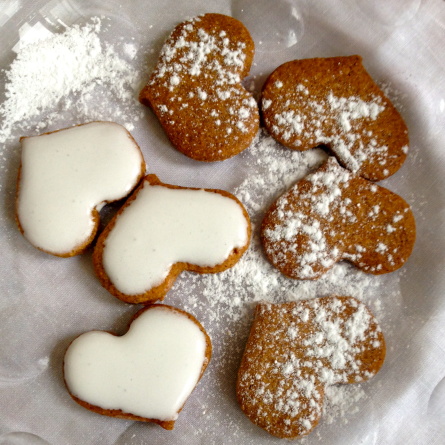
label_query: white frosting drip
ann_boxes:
[17,122,144,255]
[64,306,208,421]
[102,182,249,295]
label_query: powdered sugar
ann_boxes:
[175,134,390,339]
[261,56,412,182]
[262,158,350,278]
[171,131,396,435]
[175,133,388,320]
[146,15,257,136]
[327,92,384,131]
[261,156,414,279]
[271,88,387,173]
[236,297,384,438]
[0,18,143,149]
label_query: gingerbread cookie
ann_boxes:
[16,122,145,257]
[93,174,251,304]
[237,296,385,439]
[261,156,416,279]
[261,55,408,181]
[139,13,259,162]
[64,304,212,429]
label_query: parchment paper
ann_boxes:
[1,1,444,444]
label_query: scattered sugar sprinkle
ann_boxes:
[177,136,386,324]
[262,156,411,279]
[175,131,391,437]
[266,82,394,175]
[148,15,257,140]
[237,297,383,438]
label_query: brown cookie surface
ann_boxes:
[64,304,212,430]
[237,296,386,439]
[93,174,252,304]
[261,156,416,279]
[140,13,259,162]
[261,55,409,181]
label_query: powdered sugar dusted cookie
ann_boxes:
[16,122,145,257]
[93,174,251,304]
[261,55,409,181]
[64,304,212,430]
[261,157,416,279]
[139,13,259,162]
[237,296,385,439]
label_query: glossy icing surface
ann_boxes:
[64,306,208,421]
[102,182,249,295]
[17,122,144,255]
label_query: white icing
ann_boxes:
[102,182,249,295]
[17,122,144,255]
[64,306,208,421]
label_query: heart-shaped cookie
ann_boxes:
[261,55,409,181]
[237,296,385,439]
[261,156,416,279]
[64,304,212,429]
[16,122,145,257]
[93,174,251,304]
[139,13,259,162]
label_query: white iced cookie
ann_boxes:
[64,304,212,429]
[16,122,146,257]
[93,174,251,304]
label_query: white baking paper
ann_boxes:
[0,0,444,444]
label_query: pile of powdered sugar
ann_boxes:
[0,17,143,150]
